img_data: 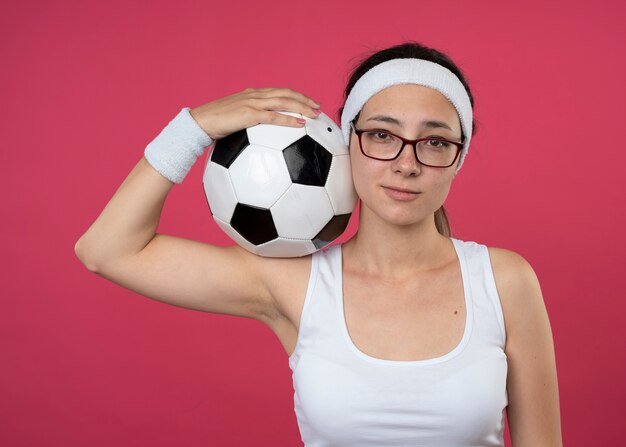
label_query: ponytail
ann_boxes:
[434,206,451,237]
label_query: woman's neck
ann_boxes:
[342,206,454,281]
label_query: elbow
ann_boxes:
[74,238,101,273]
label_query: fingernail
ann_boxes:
[312,101,321,108]
[297,118,306,124]
[313,109,322,115]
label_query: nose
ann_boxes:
[391,142,421,176]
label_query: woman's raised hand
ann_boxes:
[189,88,321,140]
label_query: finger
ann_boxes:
[256,88,320,108]
[254,110,306,128]
[251,97,321,119]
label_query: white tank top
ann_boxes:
[288,238,508,446]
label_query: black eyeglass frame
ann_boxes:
[350,122,464,168]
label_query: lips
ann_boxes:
[382,185,421,201]
[383,186,420,194]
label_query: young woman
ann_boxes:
[75,42,562,446]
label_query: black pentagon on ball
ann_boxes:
[230,203,278,246]
[312,214,352,249]
[211,129,249,168]
[283,135,333,186]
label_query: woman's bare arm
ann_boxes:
[489,247,563,447]
[75,156,280,320]
[75,88,321,322]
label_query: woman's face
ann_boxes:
[349,84,463,228]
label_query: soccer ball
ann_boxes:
[202,111,358,257]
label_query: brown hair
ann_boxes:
[339,41,477,237]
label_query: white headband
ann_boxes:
[340,58,473,173]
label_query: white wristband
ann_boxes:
[144,107,214,184]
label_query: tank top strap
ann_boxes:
[288,244,343,371]
[451,238,507,349]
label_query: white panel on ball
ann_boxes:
[203,162,239,222]
[324,155,359,214]
[304,112,349,156]
[228,144,292,208]
[213,216,260,254]
[247,112,307,150]
[271,184,334,239]
[255,238,317,258]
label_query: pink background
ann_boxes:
[2,0,625,445]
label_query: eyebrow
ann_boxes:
[365,115,454,131]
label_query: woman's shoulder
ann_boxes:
[485,244,539,289]
[480,243,545,342]
[453,237,537,281]
[452,238,534,279]
[453,238,544,334]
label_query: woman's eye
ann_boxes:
[366,132,393,142]
[425,139,451,149]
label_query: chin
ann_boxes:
[369,204,433,228]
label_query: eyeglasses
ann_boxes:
[350,122,464,168]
